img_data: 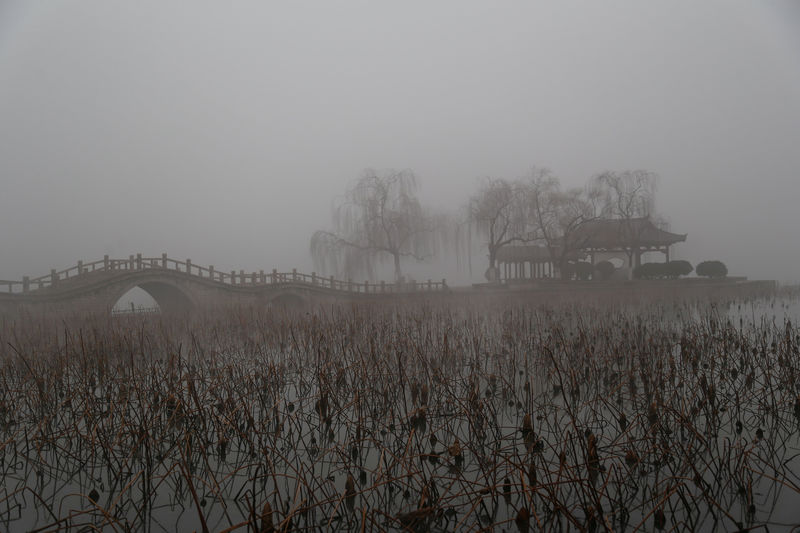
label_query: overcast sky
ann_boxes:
[1,1,799,285]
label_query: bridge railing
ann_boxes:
[2,254,448,295]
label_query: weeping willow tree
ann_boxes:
[310,169,437,282]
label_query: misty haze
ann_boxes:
[1,2,800,532]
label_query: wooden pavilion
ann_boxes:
[496,217,686,281]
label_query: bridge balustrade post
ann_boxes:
[251,272,257,285]
[51,269,57,286]
[427,279,432,291]
[231,270,236,285]
[240,270,245,285]
[22,276,29,293]
[365,280,369,293]
[348,278,353,292]
[272,269,278,284]
[330,275,335,289]
[209,265,215,281]
[162,253,167,268]
[103,255,109,270]
[259,270,265,283]
[186,259,192,276]
[311,272,316,285]
[381,280,385,292]
[442,278,447,290]
[292,268,297,282]
[129,255,134,270]
[136,253,142,270]
[77,260,83,275]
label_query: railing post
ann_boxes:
[77,260,83,275]
[311,272,317,285]
[162,253,167,268]
[330,275,335,289]
[427,279,432,291]
[239,270,245,284]
[22,276,29,293]
[364,280,369,293]
[348,278,353,292]
[51,269,57,286]
[128,255,134,270]
[272,269,278,284]
[442,278,447,290]
[251,272,257,285]
[104,255,109,270]
[209,265,215,281]
[381,280,385,292]
[231,270,236,285]
[186,259,192,276]
[292,268,297,282]
[259,270,265,283]
[136,253,142,270]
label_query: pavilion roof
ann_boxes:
[571,217,686,250]
[495,218,686,262]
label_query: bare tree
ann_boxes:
[526,173,600,279]
[593,170,659,268]
[310,169,435,282]
[466,177,536,280]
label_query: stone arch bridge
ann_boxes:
[0,254,448,317]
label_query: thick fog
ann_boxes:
[1,1,799,284]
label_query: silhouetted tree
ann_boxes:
[593,170,660,269]
[526,172,601,279]
[310,169,436,282]
[466,177,536,280]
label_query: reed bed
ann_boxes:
[0,291,798,531]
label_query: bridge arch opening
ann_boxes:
[112,287,160,315]
[111,282,194,315]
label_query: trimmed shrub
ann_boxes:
[696,260,728,278]
[594,260,615,281]
[634,262,662,279]
[635,261,693,280]
[666,260,693,278]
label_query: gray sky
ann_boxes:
[1,1,799,284]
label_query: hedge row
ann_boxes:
[633,260,693,279]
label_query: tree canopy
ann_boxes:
[310,170,436,282]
